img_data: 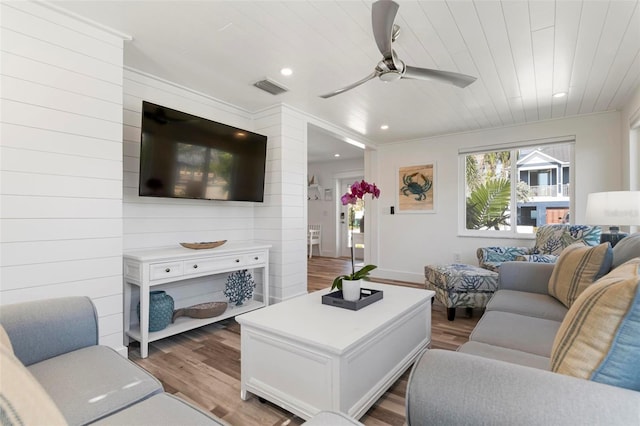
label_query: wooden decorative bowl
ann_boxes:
[172,302,228,323]
[180,240,227,250]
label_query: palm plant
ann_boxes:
[466,178,511,230]
[465,155,481,191]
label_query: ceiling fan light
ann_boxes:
[379,71,401,82]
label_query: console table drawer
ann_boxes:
[245,252,267,266]
[150,261,183,280]
[183,255,245,276]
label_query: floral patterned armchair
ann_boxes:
[476,224,602,272]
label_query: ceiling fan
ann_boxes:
[320,0,477,99]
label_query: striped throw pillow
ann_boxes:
[551,258,640,391]
[0,324,13,354]
[548,242,613,308]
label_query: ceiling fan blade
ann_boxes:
[403,65,477,88]
[319,71,379,99]
[372,0,399,61]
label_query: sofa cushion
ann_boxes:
[27,345,163,425]
[0,296,98,366]
[486,289,568,321]
[497,262,555,294]
[612,232,640,268]
[0,343,67,426]
[458,341,550,370]
[406,349,640,426]
[548,242,613,308]
[469,311,562,357]
[551,258,640,391]
[93,393,227,425]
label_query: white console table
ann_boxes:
[123,242,270,358]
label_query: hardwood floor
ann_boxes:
[129,256,480,425]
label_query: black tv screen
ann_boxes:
[138,101,267,202]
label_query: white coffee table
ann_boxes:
[236,282,433,420]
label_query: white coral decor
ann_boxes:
[224,269,256,306]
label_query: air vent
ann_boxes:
[253,78,289,95]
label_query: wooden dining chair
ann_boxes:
[308,224,322,258]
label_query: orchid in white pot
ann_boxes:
[331,180,381,296]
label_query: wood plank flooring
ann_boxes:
[129,256,480,425]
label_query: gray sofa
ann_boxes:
[406,233,640,425]
[0,296,229,425]
[0,296,362,425]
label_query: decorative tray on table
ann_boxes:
[180,240,227,250]
[322,288,383,311]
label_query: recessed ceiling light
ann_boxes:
[553,91,567,98]
[334,153,340,157]
[280,68,293,76]
[380,124,389,130]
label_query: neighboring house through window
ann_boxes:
[459,137,575,237]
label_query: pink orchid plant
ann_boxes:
[332,180,381,291]
[340,180,381,205]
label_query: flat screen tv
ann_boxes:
[138,101,267,202]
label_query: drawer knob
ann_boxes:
[235,259,240,263]
[193,264,198,269]
[165,268,171,273]
[254,257,259,260]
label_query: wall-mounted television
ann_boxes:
[138,101,267,202]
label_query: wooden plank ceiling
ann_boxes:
[55,0,640,144]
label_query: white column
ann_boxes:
[253,105,308,303]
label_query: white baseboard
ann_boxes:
[372,268,424,284]
[269,289,308,305]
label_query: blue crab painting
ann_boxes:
[401,172,432,201]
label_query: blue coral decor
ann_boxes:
[224,269,256,306]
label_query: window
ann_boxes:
[460,139,574,236]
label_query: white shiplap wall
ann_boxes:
[122,69,278,313]
[254,105,308,302]
[0,2,126,351]
[122,68,258,250]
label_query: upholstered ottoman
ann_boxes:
[425,264,499,321]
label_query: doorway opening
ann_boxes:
[339,177,365,263]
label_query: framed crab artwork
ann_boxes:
[396,163,436,213]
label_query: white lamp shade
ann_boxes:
[585,191,640,226]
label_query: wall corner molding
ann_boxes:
[36,0,133,41]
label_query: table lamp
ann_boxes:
[585,191,640,247]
